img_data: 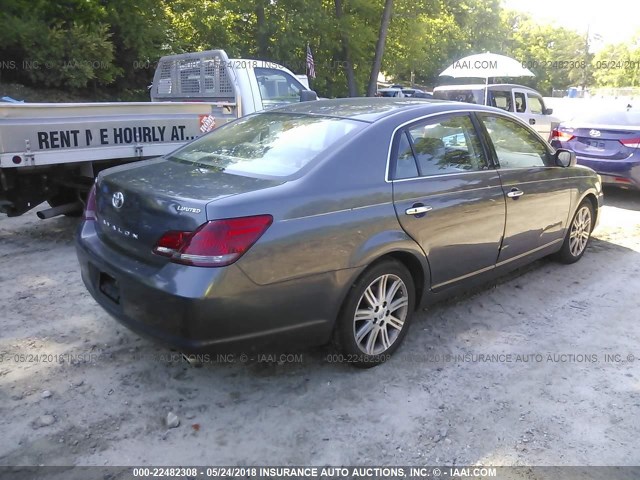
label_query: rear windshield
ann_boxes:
[433,89,484,105]
[167,112,364,178]
[574,109,640,126]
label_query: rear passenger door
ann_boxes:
[477,113,572,264]
[391,113,506,290]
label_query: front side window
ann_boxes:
[255,68,305,109]
[392,114,488,179]
[480,115,551,168]
[528,94,544,114]
[168,113,364,178]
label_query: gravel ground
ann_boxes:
[0,188,639,467]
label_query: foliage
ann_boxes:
[592,38,640,88]
[501,11,588,94]
[0,0,636,97]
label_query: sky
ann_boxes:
[502,0,640,50]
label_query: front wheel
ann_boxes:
[334,260,416,368]
[556,200,594,264]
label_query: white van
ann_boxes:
[433,84,559,139]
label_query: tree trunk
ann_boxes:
[367,0,393,97]
[334,0,358,96]
[255,0,268,59]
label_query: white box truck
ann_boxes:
[0,50,315,218]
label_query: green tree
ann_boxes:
[592,41,640,88]
[502,11,586,94]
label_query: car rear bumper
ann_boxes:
[576,156,640,190]
[76,221,360,353]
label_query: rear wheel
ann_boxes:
[334,260,415,368]
[556,200,594,264]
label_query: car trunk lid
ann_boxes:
[560,125,640,159]
[95,158,282,263]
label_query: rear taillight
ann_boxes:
[153,215,273,267]
[620,138,640,149]
[83,184,97,221]
[153,231,193,257]
[614,177,632,184]
[551,129,575,142]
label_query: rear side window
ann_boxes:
[391,114,488,179]
[480,115,551,168]
[394,132,419,179]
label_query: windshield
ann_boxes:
[167,113,365,178]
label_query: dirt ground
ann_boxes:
[1,187,639,468]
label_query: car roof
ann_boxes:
[267,97,503,123]
[434,83,540,94]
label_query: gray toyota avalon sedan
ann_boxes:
[76,98,603,367]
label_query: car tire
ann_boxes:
[556,200,594,264]
[334,259,416,368]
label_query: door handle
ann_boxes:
[529,118,536,125]
[405,205,433,215]
[507,188,524,198]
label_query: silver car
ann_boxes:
[76,98,603,367]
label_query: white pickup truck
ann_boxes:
[0,50,315,218]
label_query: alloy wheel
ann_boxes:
[569,205,592,257]
[353,274,409,355]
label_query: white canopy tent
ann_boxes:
[439,52,534,79]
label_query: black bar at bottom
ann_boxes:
[1,466,639,480]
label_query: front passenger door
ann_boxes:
[526,93,552,139]
[478,114,572,265]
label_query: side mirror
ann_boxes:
[554,149,576,168]
[300,90,318,102]
[544,107,553,115]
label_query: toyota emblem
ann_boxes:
[112,191,125,209]
[589,129,601,137]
